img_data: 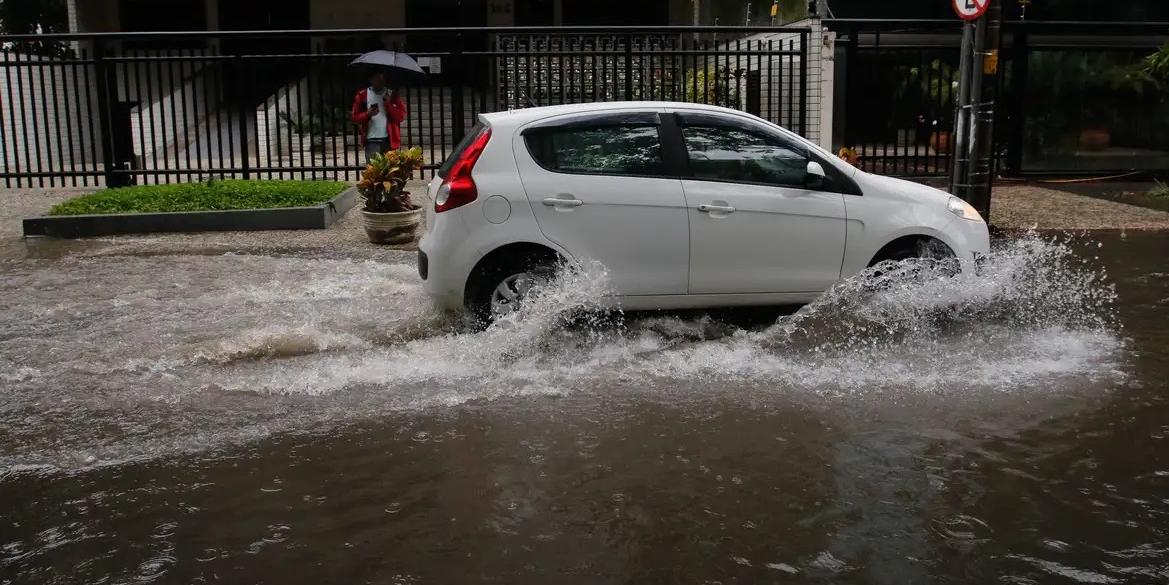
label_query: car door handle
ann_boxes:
[542,197,584,207]
[697,204,736,213]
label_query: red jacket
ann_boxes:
[351,88,407,149]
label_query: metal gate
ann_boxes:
[0,26,810,188]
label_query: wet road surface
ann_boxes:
[1,232,1167,584]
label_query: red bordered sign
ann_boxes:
[953,0,990,20]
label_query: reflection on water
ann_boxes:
[2,231,1167,584]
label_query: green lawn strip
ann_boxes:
[48,180,350,216]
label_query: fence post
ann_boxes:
[799,30,809,137]
[451,33,466,145]
[623,35,633,100]
[235,53,250,180]
[93,40,123,187]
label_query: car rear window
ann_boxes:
[438,122,487,178]
[524,124,664,177]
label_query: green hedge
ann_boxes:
[48,180,350,216]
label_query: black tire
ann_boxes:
[465,255,557,328]
[868,238,958,277]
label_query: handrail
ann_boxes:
[0,25,813,43]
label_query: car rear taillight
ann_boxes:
[435,127,491,213]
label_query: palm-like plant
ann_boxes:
[1130,43,1169,93]
[357,148,425,213]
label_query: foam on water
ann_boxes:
[0,234,1124,471]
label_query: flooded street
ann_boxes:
[2,231,1167,584]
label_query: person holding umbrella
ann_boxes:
[349,50,425,162]
[351,70,407,162]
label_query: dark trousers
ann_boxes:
[364,138,390,162]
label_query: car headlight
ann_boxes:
[948,197,984,222]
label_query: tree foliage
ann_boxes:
[1130,43,1169,93]
[0,0,72,57]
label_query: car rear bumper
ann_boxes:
[418,234,467,311]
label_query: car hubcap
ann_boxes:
[490,272,538,318]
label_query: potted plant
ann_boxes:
[357,148,425,245]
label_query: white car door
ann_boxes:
[674,112,848,294]
[513,111,690,296]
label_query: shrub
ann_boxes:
[48,179,348,215]
[357,148,425,213]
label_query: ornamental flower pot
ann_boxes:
[929,131,952,155]
[361,207,422,244]
[357,147,426,246]
[1079,127,1111,152]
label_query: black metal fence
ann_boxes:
[829,19,1169,177]
[0,26,810,188]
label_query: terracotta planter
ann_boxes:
[1079,127,1111,152]
[929,131,952,155]
[361,208,423,245]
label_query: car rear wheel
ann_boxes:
[466,256,557,327]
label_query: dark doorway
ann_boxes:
[119,0,206,48]
[216,0,311,105]
[217,0,310,53]
[562,0,667,25]
[515,0,555,26]
[406,0,487,28]
[406,0,488,51]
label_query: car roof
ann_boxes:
[479,101,751,129]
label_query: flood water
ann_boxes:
[2,231,1167,584]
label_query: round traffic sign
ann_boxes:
[952,0,989,20]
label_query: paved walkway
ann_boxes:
[3,180,1168,260]
[991,183,1169,231]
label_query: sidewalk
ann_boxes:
[990,183,1169,230]
[3,179,1168,260]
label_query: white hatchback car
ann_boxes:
[418,102,989,323]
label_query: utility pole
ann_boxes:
[968,0,1002,219]
[950,22,974,199]
[949,0,1002,221]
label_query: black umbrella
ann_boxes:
[348,50,426,76]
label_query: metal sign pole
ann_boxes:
[968,0,1002,219]
[950,21,974,198]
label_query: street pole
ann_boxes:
[949,0,1002,221]
[950,21,974,200]
[968,0,1002,219]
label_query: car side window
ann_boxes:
[681,124,808,188]
[525,124,664,177]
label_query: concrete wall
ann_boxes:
[68,0,121,33]
[311,0,406,28]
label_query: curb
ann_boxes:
[23,187,359,239]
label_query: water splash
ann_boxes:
[0,234,1124,471]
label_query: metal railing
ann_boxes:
[0,26,810,188]
[827,18,1169,177]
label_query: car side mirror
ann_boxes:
[805,160,827,190]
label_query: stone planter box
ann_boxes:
[24,187,358,239]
